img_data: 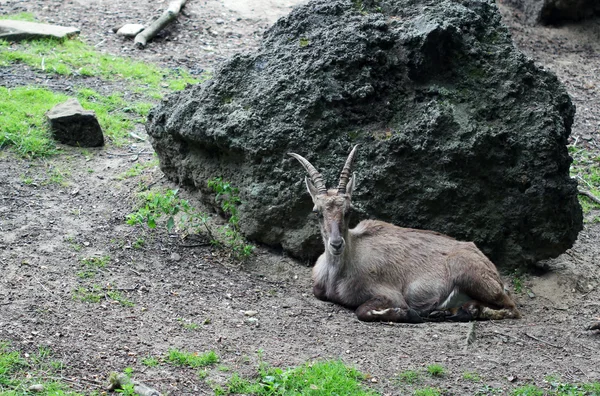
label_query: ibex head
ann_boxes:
[289,145,359,256]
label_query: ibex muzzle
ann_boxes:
[289,145,521,323]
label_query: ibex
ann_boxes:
[289,145,521,323]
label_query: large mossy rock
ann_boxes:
[147,0,582,268]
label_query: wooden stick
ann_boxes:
[524,332,563,349]
[578,189,600,205]
[135,0,187,48]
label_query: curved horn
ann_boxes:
[288,152,328,195]
[337,145,359,194]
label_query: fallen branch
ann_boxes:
[524,332,563,349]
[135,0,187,48]
[578,189,600,205]
[108,373,161,396]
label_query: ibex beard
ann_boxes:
[289,145,521,323]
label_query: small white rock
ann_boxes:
[116,24,145,37]
[28,384,45,392]
[244,310,258,317]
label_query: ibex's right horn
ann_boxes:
[337,145,359,194]
[288,152,328,195]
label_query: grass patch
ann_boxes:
[0,12,37,22]
[570,147,600,213]
[397,369,422,384]
[141,356,159,367]
[0,85,153,157]
[216,360,378,395]
[426,364,445,377]
[414,388,441,396]
[106,290,134,307]
[72,285,103,303]
[462,371,481,382]
[116,158,159,180]
[0,37,206,93]
[77,255,109,278]
[0,86,67,157]
[0,342,80,395]
[166,349,219,368]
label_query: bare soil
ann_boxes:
[1,1,599,395]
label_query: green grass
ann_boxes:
[141,356,159,367]
[0,86,67,157]
[397,369,422,384]
[72,285,103,303]
[569,147,600,213]
[166,349,219,368]
[77,255,109,278]
[426,364,445,377]
[216,360,378,395]
[0,342,82,395]
[0,85,154,157]
[106,290,134,307]
[462,371,481,382]
[0,37,206,91]
[0,12,36,22]
[413,388,441,396]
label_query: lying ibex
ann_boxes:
[289,145,521,323]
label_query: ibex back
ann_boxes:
[289,145,521,323]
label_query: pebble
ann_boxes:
[28,384,45,392]
[170,252,181,261]
[244,310,257,317]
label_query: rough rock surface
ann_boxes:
[47,98,104,147]
[502,0,600,24]
[0,20,80,41]
[147,0,582,268]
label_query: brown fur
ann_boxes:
[291,149,521,323]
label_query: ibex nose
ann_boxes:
[330,239,344,252]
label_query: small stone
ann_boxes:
[28,384,45,392]
[244,310,258,317]
[527,291,536,298]
[0,20,79,41]
[170,252,181,261]
[116,24,145,37]
[46,98,104,147]
[370,378,378,383]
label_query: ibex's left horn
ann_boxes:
[288,152,328,195]
[337,145,359,194]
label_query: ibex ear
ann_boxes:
[346,172,356,197]
[305,176,320,202]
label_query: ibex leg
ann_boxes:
[355,296,423,323]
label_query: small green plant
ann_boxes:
[299,37,310,47]
[511,384,544,396]
[218,360,377,395]
[107,290,134,307]
[0,342,75,394]
[178,318,199,330]
[462,371,481,382]
[426,364,445,377]
[166,349,219,368]
[512,270,523,293]
[207,177,254,259]
[141,356,159,367]
[123,367,134,377]
[397,369,422,384]
[127,189,207,233]
[72,285,103,303]
[77,255,110,278]
[133,238,145,249]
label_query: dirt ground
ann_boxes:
[0,0,599,395]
